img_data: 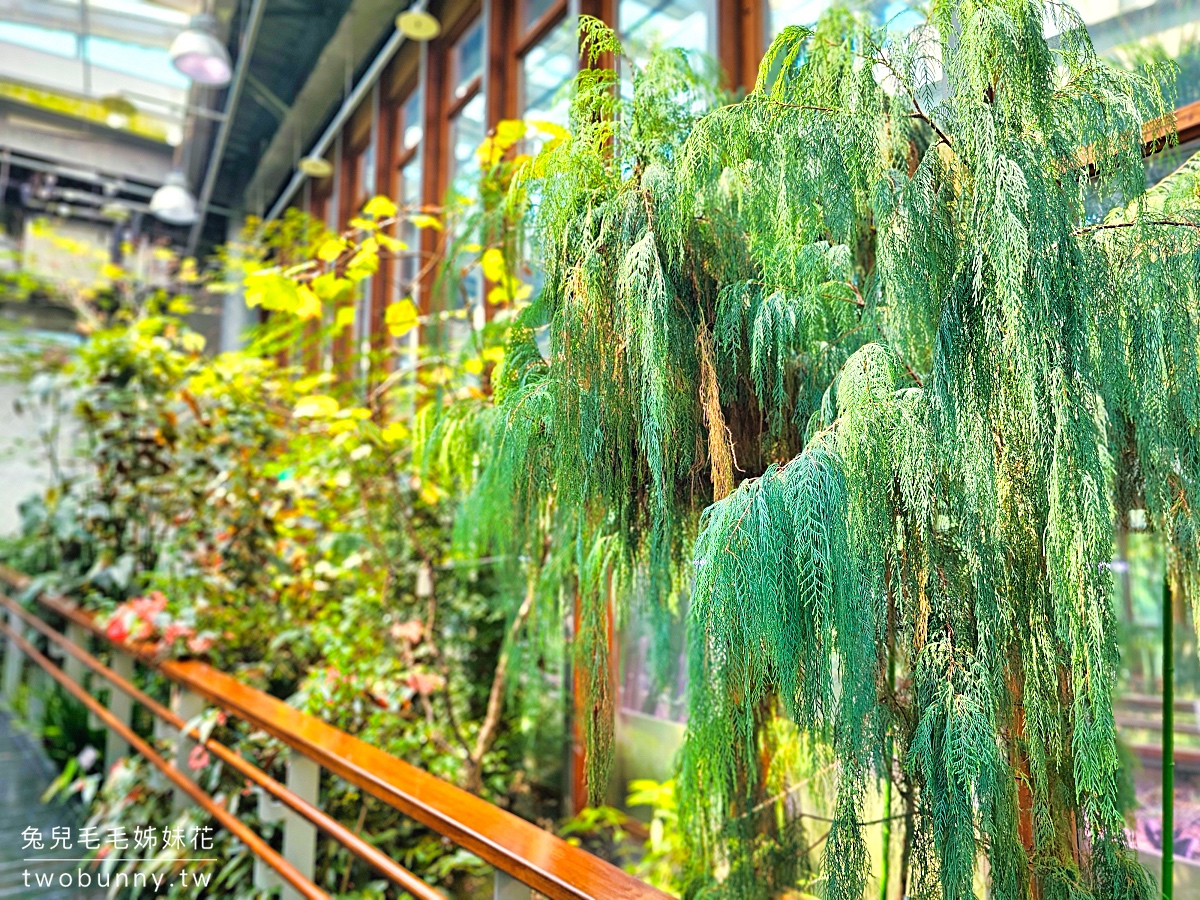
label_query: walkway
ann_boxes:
[0,712,94,899]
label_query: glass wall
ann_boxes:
[619,0,713,63]
[521,17,575,127]
[394,89,423,300]
[447,19,487,199]
[767,0,833,35]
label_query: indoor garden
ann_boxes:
[1,2,1199,899]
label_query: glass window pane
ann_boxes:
[767,0,834,35]
[358,141,376,199]
[396,156,422,297]
[524,0,557,30]
[618,0,711,63]
[1074,1,1200,109]
[452,19,484,99]
[521,17,575,128]
[449,92,487,196]
[401,91,422,150]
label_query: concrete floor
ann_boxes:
[0,379,73,538]
[0,712,97,899]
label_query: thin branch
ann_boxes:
[465,574,537,791]
[1072,219,1200,236]
[908,106,953,149]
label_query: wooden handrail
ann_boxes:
[0,568,671,900]
[1,594,447,900]
[1145,98,1200,153]
[0,618,331,900]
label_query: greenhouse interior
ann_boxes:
[2,0,1200,899]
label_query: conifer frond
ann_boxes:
[433,3,1200,895]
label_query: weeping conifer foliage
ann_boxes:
[439,2,1200,897]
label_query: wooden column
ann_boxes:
[718,0,765,94]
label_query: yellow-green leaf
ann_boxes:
[311,272,352,302]
[295,286,322,320]
[294,395,339,419]
[295,372,335,393]
[317,239,345,262]
[385,298,419,337]
[363,195,398,218]
[347,245,379,277]
[529,120,570,141]
[408,213,443,231]
[381,421,409,444]
[480,247,507,282]
[180,332,206,352]
[245,271,300,313]
[334,305,355,333]
[377,233,407,253]
[487,285,509,305]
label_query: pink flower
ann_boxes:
[162,622,194,644]
[130,592,168,624]
[389,619,424,644]
[129,616,154,641]
[186,635,214,655]
[187,744,211,771]
[405,672,445,696]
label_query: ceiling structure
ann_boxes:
[0,0,222,238]
[2,0,1196,253]
[0,0,203,146]
[201,0,357,225]
[0,0,367,248]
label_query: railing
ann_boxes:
[0,565,669,900]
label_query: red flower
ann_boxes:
[105,613,130,643]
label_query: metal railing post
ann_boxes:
[255,751,320,900]
[283,754,320,900]
[494,870,532,900]
[171,685,205,812]
[62,622,88,685]
[3,606,23,704]
[105,651,135,763]
[26,630,46,736]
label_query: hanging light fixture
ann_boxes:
[396,7,441,41]
[100,94,137,129]
[149,171,199,225]
[169,13,232,86]
[298,156,333,178]
[100,201,131,223]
